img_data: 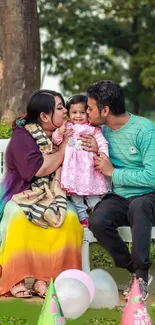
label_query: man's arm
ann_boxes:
[112,130,155,188]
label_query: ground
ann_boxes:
[0,243,155,324]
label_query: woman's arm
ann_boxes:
[11,128,68,181]
[36,141,66,177]
[37,126,73,176]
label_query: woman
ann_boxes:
[0,90,83,298]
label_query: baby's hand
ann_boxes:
[58,121,66,135]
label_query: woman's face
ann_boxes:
[40,95,67,133]
[52,96,67,128]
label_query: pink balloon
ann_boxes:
[55,269,95,302]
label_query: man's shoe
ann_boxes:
[123,273,135,299]
[138,274,153,301]
[123,273,153,301]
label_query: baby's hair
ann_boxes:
[66,94,87,112]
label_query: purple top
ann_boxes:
[4,127,43,202]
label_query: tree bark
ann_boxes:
[0,0,40,123]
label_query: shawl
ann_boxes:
[12,123,67,228]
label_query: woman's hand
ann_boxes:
[80,134,98,153]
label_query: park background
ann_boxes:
[0,1,155,324]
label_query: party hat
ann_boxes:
[37,278,66,325]
[121,277,152,325]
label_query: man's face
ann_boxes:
[87,97,107,126]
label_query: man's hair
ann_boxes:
[87,80,126,115]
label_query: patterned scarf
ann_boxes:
[12,123,67,228]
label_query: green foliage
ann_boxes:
[0,121,12,139]
[91,241,155,271]
[91,243,113,269]
[149,240,155,261]
[38,0,155,115]
[83,318,120,325]
[0,316,29,325]
[151,306,155,317]
[127,241,155,263]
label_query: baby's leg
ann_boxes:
[71,194,88,227]
[85,195,101,212]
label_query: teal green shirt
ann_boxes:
[103,114,155,198]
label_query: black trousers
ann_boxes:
[88,192,155,282]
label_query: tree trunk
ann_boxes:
[0,0,40,123]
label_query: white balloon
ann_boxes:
[55,278,90,319]
[89,269,119,309]
[55,269,95,303]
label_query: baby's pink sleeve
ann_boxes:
[52,129,63,145]
[94,127,109,157]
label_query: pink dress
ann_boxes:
[52,122,110,196]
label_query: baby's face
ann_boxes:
[69,103,88,125]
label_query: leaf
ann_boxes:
[38,0,155,115]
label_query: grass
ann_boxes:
[0,301,40,325]
[67,308,122,325]
[0,243,155,324]
[0,299,155,325]
[0,301,122,325]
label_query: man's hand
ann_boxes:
[94,153,114,177]
[80,134,98,153]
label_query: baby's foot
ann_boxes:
[80,219,88,228]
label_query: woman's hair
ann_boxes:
[66,94,87,114]
[13,89,65,128]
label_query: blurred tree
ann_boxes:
[0,0,40,122]
[39,0,155,115]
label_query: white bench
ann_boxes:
[82,226,155,273]
[0,139,10,182]
[1,139,155,273]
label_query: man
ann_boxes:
[86,80,155,300]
